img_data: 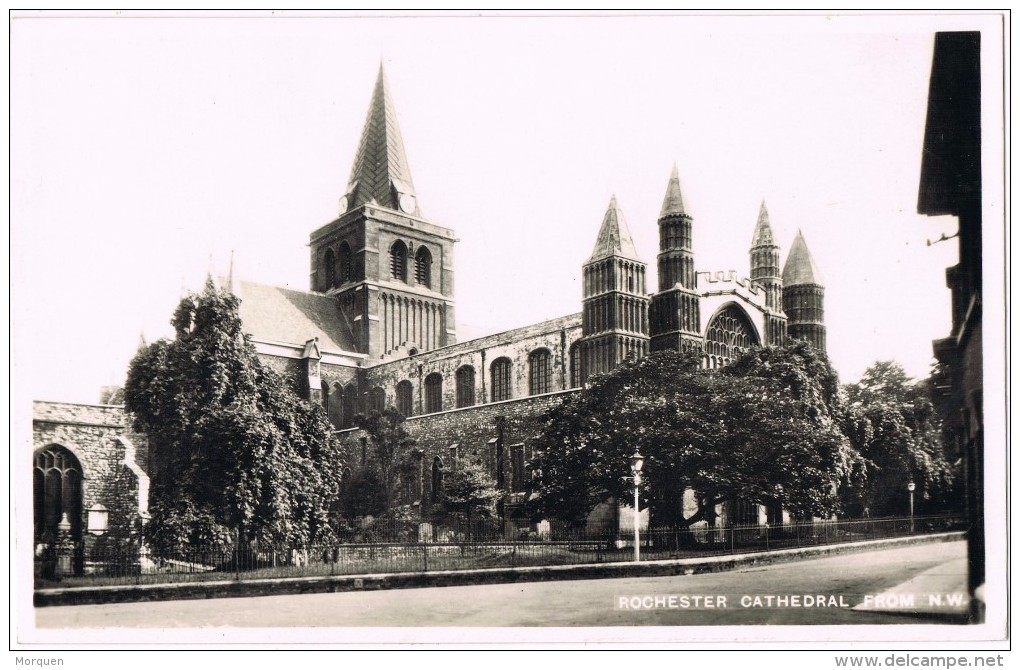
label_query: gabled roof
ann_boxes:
[589,195,643,263]
[233,280,359,354]
[782,230,824,286]
[659,163,689,218]
[344,63,419,215]
[751,200,776,247]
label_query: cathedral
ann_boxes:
[32,63,829,550]
[231,63,827,427]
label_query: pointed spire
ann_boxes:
[137,331,147,350]
[343,63,419,215]
[205,254,220,290]
[659,163,688,218]
[782,229,824,286]
[751,200,776,247]
[589,195,642,262]
[227,250,242,297]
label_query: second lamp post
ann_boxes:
[630,451,644,562]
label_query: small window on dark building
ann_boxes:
[455,365,475,408]
[491,357,512,402]
[396,380,414,417]
[528,348,553,396]
[390,241,408,282]
[337,241,353,284]
[415,246,432,288]
[424,373,443,414]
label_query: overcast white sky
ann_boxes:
[11,12,1004,405]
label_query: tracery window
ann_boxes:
[33,446,82,542]
[369,386,386,413]
[569,342,581,389]
[704,304,759,368]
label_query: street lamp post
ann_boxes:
[630,451,644,562]
[907,480,916,534]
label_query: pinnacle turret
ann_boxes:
[341,63,419,216]
[589,195,642,262]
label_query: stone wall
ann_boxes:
[32,401,150,545]
[365,314,583,416]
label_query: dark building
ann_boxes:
[918,31,984,620]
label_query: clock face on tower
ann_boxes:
[398,193,416,213]
[338,195,349,214]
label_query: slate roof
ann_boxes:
[233,280,359,354]
[589,195,643,263]
[782,230,824,286]
[659,163,688,218]
[344,63,419,215]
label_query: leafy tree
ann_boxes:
[125,280,345,549]
[433,460,500,529]
[841,361,955,516]
[353,407,418,516]
[527,347,858,530]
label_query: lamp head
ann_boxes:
[907,481,916,492]
[630,451,644,474]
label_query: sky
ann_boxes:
[11,11,1004,405]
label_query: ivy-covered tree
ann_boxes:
[841,361,955,517]
[125,279,345,551]
[527,346,859,530]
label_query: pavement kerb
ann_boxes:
[34,531,965,607]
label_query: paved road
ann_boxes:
[36,541,967,629]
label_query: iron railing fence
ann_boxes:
[34,514,963,589]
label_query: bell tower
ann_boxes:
[782,230,826,351]
[308,64,457,361]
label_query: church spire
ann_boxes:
[660,163,688,217]
[751,200,775,247]
[589,195,642,262]
[341,63,419,216]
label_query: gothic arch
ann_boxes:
[704,302,760,367]
[33,444,84,543]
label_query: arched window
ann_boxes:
[569,342,581,389]
[455,365,475,408]
[431,456,444,502]
[415,246,432,288]
[390,241,408,282]
[33,446,83,543]
[491,357,512,402]
[424,373,443,414]
[396,380,414,417]
[328,383,345,429]
[342,383,357,428]
[528,348,553,396]
[337,241,353,284]
[323,248,337,290]
[369,386,386,413]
